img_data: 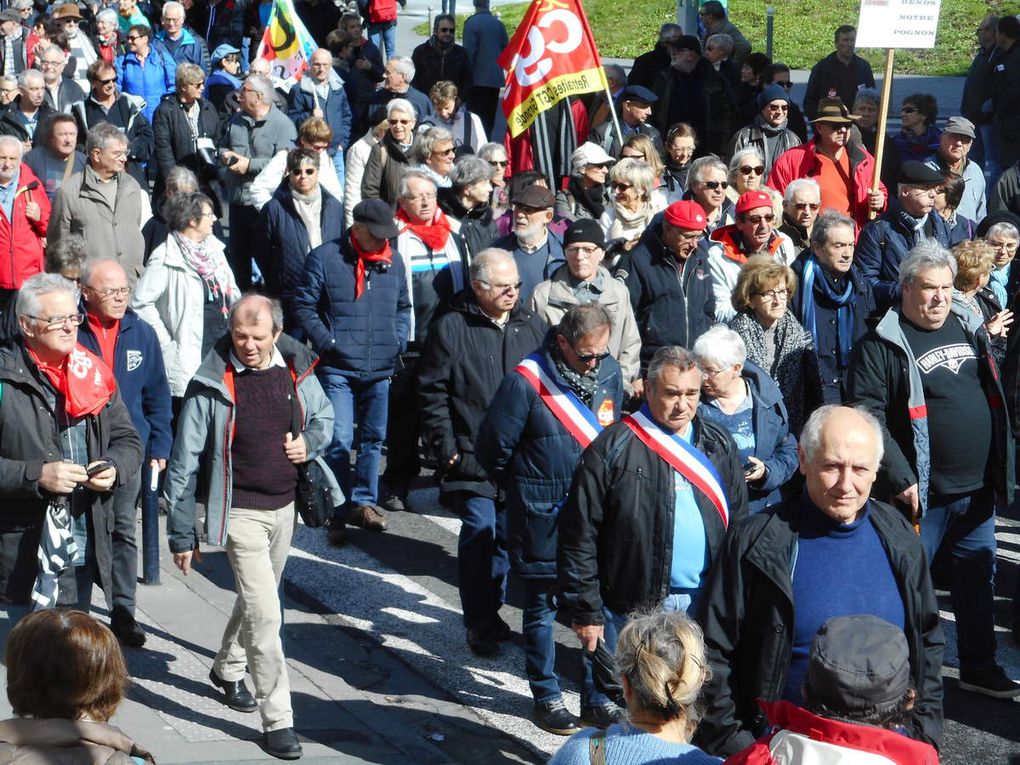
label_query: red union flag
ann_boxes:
[497,0,607,138]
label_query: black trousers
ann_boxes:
[228,203,260,291]
[381,352,421,494]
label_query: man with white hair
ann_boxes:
[154,0,210,71]
[0,272,142,612]
[778,177,820,256]
[366,56,433,126]
[697,404,944,756]
[0,133,47,314]
[848,243,1019,701]
[288,48,352,185]
[37,44,85,113]
[0,69,54,152]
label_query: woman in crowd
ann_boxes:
[891,93,941,163]
[133,191,239,409]
[115,24,175,123]
[693,324,798,513]
[409,125,456,189]
[555,142,613,223]
[143,165,202,258]
[204,44,243,117]
[0,609,155,763]
[600,158,665,251]
[728,255,820,435]
[362,97,416,205]
[726,147,782,220]
[620,134,667,207]
[439,154,498,256]
[663,122,697,202]
[420,80,485,153]
[935,172,976,245]
[92,8,121,65]
[253,147,343,337]
[953,240,1012,364]
[736,51,772,123]
[549,611,720,765]
[249,117,341,210]
[982,212,1020,307]
[478,141,510,213]
[344,118,389,228]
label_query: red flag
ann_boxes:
[497,0,608,138]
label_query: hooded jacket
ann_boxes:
[0,718,156,765]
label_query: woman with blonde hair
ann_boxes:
[599,158,666,251]
[952,240,1012,360]
[620,133,667,207]
[549,610,720,764]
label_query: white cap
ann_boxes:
[571,142,616,176]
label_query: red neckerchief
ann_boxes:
[86,313,119,369]
[350,234,393,300]
[396,207,452,252]
[27,344,117,418]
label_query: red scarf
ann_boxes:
[350,234,393,300]
[28,344,117,418]
[396,207,452,252]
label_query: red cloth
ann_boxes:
[27,344,117,418]
[86,313,119,368]
[0,164,50,290]
[350,234,393,300]
[396,207,452,251]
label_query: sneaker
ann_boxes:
[533,697,582,736]
[580,702,625,729]
[348,505,387,532]
[959,665,1020,699]
[466,627,499,656]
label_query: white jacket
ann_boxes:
[344,133,378,227]
[131,234,239,397]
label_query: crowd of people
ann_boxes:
[0,0,1015,762]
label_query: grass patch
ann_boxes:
[415,0,1001,76]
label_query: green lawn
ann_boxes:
[416,0,1002,75]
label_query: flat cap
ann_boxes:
[512,184,555,209]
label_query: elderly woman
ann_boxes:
[600,158,665,250]
[421,80,485,153]
[92,7,121,65]
[953,240,1012,353]
[982,213,1020,307]
[556,142,613,222]
[693,324,798,513]
[729,255,820,435]
[663,122,697,201]
[133,191,239,405]
[362,97,416,204]
[686,155,735,233]
[253,147,344,336]
[621,134,668,208]
[249,116,341,210]
[726,146,783,220]
[344,118,388,228]
[0,610,155,762]
[439,154,497,255]
[935,172,976,245]
[152,61,222,204]
[549,611,719,765]
[409,125,455,188]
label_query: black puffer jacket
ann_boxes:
[557,415,748,625]
[694,496,945,757]
[417,291,547,498]
[151,93,223,198]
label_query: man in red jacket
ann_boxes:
[0,134,49,315]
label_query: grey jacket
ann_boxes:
[164,333,338,552]
[217,105,298,206]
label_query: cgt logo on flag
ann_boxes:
[498,0,607,137]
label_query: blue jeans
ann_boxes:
[522,577,608,706]
[368,21,396,60]
[920,488,998,671]
[331,149,346,203]
[602,590,699,654]
[979,123,1002,193]
[318,369,389,508]
[453,493,508,631]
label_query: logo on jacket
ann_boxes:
[126,350,142,372]
[597,398,614,426]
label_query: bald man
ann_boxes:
[696,405,944,757]
[287,47,352,186]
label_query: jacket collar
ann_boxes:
[192,332,319,398]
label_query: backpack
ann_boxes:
[367,0,397,24]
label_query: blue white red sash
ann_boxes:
[515,353,606,447]
[622,406,730,527]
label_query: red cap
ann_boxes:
[736,190,773,215]
[664,200,707,231]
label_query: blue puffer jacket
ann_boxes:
[77,307,174,461]
[253,185,345,333]
[287,74,353,152]
[116,48,177,122]
[293,231,411,382]
[476,345,624,578]
[697,360,798,514]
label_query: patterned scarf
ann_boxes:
[173,232,235,318]
[396,206,451,251]
[27,345,117,418]
[551,343,598,405]
[31,499,78,610]
[350,233,393,299]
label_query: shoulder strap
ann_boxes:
[587,729,607,765]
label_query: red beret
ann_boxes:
[736,190,773,215]
[663,200,707,231]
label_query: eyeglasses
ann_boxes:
[701,366,730,379]
[988,239,1019,252]
[740,165,765,176]
[792,202,820,211]
[88,286,132,299]
[390,118,412,125]
[829,124,851,133]
[482,281,522,295]
[764,103,788,112]
[198,211,216,219]
[162,15,184,21]
[901,106,919,114]
[754,288,789,301]
[701,180,728,190]
[40,60,63,67]
[290,167,316,176]
[574,349,611,363]
[433,147,455,156]
[93,76,117,85]
[565,244,600,256]
[743,213,775,225]
[773,80,793,89]
[611,181,632,191]
[406,192,437,202]
[125,34,146,41]
[28,313,85,329]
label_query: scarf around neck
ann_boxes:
[350,232,393,299]
[551,343,598,405]
[28,344,117,418]
[800,255,856,366]
[568,177,605,219]
[396,206,452,251]
[173,231,235,317]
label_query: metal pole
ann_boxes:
[765,7,774,60]
[141,461,160,585]
[870,48,895,221]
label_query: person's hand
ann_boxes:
[354,58,371,70]
[221,151,249,174]
[985,309,1013,337]
[312,107,323,119]
[24,200,40,221]
[284,432,307,464]
[39,461,88,494]
[867,189,885,211]
[173,546,202,575]
[630,377,645,399]
[150,458,167,472]
[743,455,766,483]
[84,461,117,492]
[572,623,604,652]
[895,483,920,523]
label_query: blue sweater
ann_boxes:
[550,725,721,765]
[783,499,906,703]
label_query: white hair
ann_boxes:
[389,56,415,82]
[161,0,184,15]
[800,405,884,466]
[96,8,118,25]
[386,97,415,119]
[783,177,820,203]
[899,242,958,287]
[16,273,79,326]
[470,248,515,284]
[0,135,23,157]
[17,69,43,88]
[691,324,746,369]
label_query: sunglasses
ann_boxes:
[290,167,316,176]
[488,159,508,167]
[390,118,412,125]
[575,350,611,363]
[93,76,117,85]
[612,181,632,191]
[774,80,793,89]
[701,180,728,190]
[765,104,788,112]
[740,165,765,176]
[901,106,919,114]
[485,281,523,295]
[434,147,455,156]
[126,34,146,41]
[793,202,820,211]
[438,26,454,32]
[743,213,775,225]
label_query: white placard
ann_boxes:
[856,0,942,49]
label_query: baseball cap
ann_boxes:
[211,43,242,66]
[571,142,615,176]
[736,190,774,215]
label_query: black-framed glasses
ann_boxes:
[774,80,793,89]
[793,202,820,211]
[612,181,632,191]
[126,34,146,41]
[438,26,454,32]
[575,349,611,363]
[754,288,789,301]
[488,159,507,167]
[701,180,728,190]
[764,103,788,112]
[27,313,85,329]
[901,106,919,114]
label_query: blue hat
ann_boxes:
[758,83,790,110]
[619,85,658,105]
[211,44,241,65]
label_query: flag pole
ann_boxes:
[603,73,625,151]
[870,48,895,220]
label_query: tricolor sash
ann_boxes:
[515,353,605,447]
[622,406,730,527]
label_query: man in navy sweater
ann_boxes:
[78,258,172,647]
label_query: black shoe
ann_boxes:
[959,665,1020,699]
[491,615,513,642]
[533,697,582,736]
[379,494,406,512]
[326,517,347,546]
[263,727,303,760]
[208,668,258,712]
[466,627,499,656]
[110,606,146,648]
[580,702,625,729]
